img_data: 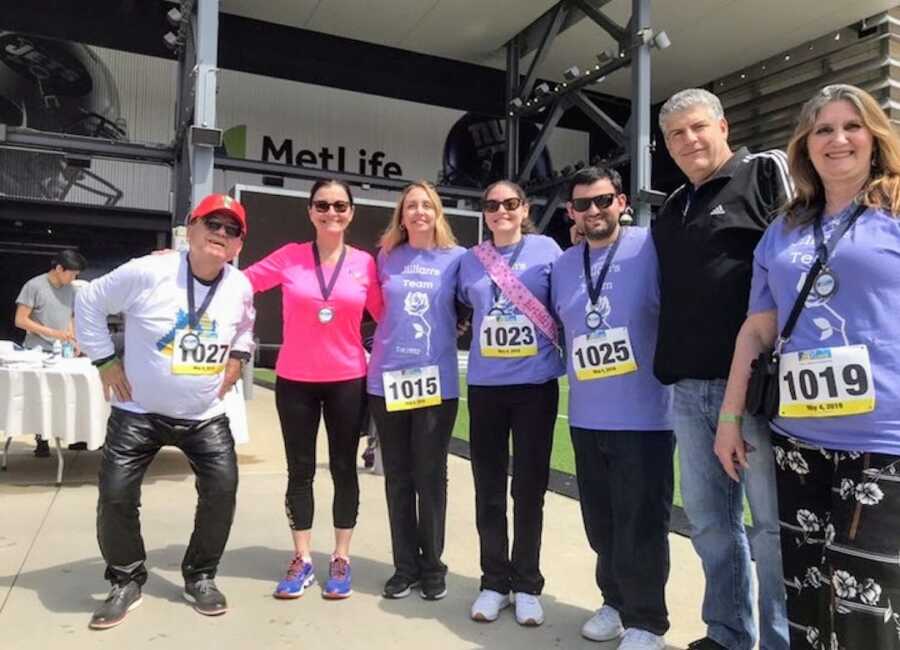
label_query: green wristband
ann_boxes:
[718,412,743,425]
[97,357,120,371]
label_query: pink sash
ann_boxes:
[473,240,560,350]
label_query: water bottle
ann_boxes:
[52,339,62,358]
[62,341,75,359]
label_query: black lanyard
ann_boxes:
[186,255,223,329]
[582,230,624,306]
[812,203,866,267]
[312,241,347,302]
[490,238,525,305]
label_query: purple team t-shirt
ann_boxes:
[551,228,672,431]
[458,234,565,386]
[749,206,900,454]
[368,244,466,398]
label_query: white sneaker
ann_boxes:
[512,592,544,626]
[470,589,510,622]
[581,605,624,641]
[619,628,665,649]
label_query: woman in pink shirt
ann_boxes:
[243,179,383,600]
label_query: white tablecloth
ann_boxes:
[0,358,110,450]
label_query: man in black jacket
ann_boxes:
[652,88,791,650]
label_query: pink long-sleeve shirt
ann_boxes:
[244,242,383,382]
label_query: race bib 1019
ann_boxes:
[778,344,875,418]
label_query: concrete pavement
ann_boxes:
[0,385,707,649]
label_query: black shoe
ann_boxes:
[382,573,419,599]
[420,575,447,601]
[184,577,228,616]
[89,581,143,630]
[687,638,727,650]
[68,442,87,451]
[34,437,50,458]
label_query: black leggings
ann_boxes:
[275,376,366,530]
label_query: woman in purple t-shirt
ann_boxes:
[717,85,900,650]
[367,181,465,602]
[457,180,564,627]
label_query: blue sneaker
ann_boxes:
[274,555,315,599]
[322,556,352,599]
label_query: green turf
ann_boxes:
[254,367,754,522]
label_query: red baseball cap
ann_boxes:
[189,194,247,235]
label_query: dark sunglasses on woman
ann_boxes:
[482,197,524,213]
[312,200,351,214]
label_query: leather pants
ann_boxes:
[97,407,238,586]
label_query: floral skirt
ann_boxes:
[773,433,900,649]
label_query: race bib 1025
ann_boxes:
[571,327,637,381]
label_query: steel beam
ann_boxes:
[189,0,219,208]
[518,0,615,58]
[518,3,568,101]
[573,0,626,44]
[516,99,568,184]
[511,54,630,119]
[569,91,625,146]
[629,0,652,226]
[0,128,174,164]
[534,183,566,233]
[505,38,521,180]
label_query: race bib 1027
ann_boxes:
[171,329,230,376]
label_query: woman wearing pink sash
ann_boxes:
[457,180,564,627]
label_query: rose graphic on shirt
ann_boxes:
[794,272,849,346]
[404,291,432,355]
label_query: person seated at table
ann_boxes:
[14,248,87,457]
[75,194,255,630]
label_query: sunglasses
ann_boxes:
[482,197,524,213]
[202,218,243,238]
[312,200,352,214]
[571,193,617,212]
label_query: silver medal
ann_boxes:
[180,331,201,352]
[318,306,335,323]
[813,270,838,299]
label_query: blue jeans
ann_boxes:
[674,379,788,650]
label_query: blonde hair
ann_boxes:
[379,181,458,254]
[785,84,900,225]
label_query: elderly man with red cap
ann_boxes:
[75,194,256,629]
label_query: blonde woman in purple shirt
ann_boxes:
[717,85,900,650]
[367,181,465,602]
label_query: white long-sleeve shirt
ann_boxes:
[75,252,255,420]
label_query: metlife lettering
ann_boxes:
[262,136,403,178]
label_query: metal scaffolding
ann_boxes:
[503,0,667,227]
[0,0,667,229]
